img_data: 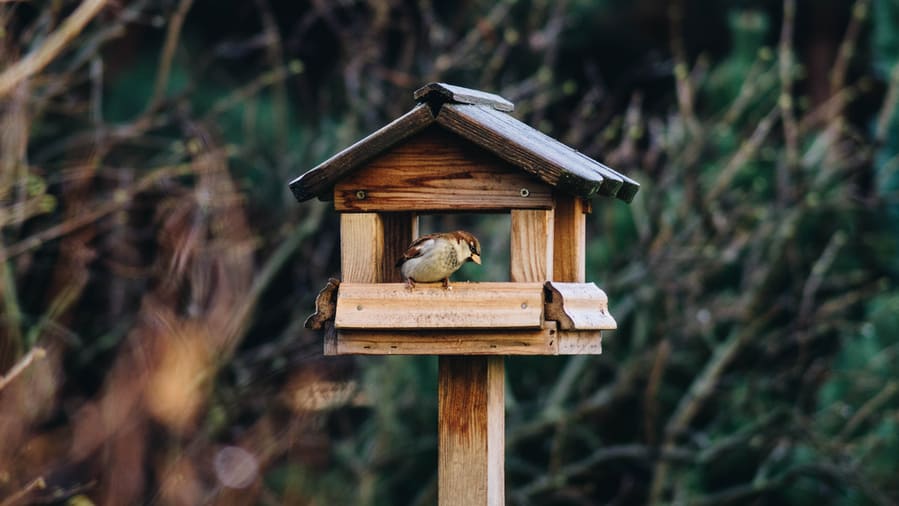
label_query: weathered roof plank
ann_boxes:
[289,103,435,202]
[288,83,639,203]
[414,82,515,112]
[437,103,639,201]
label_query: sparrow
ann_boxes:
[396,230,481,289]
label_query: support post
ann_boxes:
[438,356,505,505]
[333,212,416,355]
[552,194,587,283]
[340,212,417,283]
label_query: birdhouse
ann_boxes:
[291,83,638,505]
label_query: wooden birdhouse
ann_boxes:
[291,83,639,506]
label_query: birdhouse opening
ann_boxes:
[418,213,511,282]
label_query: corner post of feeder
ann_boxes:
[552,192,588,283]
[340,213,418,283]
[333,212,417,355]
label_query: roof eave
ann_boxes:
[289,103,435,202]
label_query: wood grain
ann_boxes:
[553,194,587,283]
[380,213,417,283]
[511,209,554,283]
[289,104,434,202]
[340,213,382,283]
[544,281,616,330]
[334,322,558,355]
[335,282,544,330]
[439,356,505,505]
[334,128,553,212]
[339,213,416,284]
[335,213,415,355]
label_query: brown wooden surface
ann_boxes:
[414,82,515,112]
[335,282,544,330]
[439,356,505,505]
[340,213,415,284]
[290,90,639,205]
[511,209,554,283]
[335,212,415,355]
[379,213,417,283]
[553,195,587,283]
[334,128,553,212]
[332,322,558,355]
[544,282,616,330]
[289,104,434,202]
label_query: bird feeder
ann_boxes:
[291,83,639,505]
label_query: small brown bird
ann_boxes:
[396,230,481,289]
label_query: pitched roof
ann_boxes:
[289,83,640,203]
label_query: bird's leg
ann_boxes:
[442,277,452,290]
[405,278,416,290]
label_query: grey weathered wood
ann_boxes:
[288,86,639,204]
[435,104,640,202]
[414,82,515,112]
[288,104,435,202]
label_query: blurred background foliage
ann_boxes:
[1,0,898,504]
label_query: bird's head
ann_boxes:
[450,230,481,265]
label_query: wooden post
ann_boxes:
[332,213,416,354]
[511,209,554,282]
[552,195,586,283]
[438,356,505,505]
[340,212,417,283]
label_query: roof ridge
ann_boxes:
[414,82,514,113]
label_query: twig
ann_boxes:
[0,0,108,97]
[649,320,767,504]
[643,339,671,445]
[668,0,698,132]
[707,105,780,201]
[0,477,46,506]
[146,0,195,111]
[838,381,899,441]
[0,163,196,262]
[798,230,846,321]
[514,444,692,499]
[874,63,899,145]
[830,0,869,97]
[778,0,798,204]
[0,347,47,391]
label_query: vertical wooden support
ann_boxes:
[340,212,417,283]
[511,209,555,282]
[438,356,505,505]
[334,212,416,354]
[552,195,587,282]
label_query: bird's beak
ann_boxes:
[471,253,481,264]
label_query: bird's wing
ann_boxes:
[395,234,438,267]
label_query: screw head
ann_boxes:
[519,188,530,197]
[356,190,366,200]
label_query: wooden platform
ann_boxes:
[312,281,613,356]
